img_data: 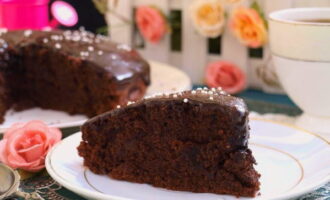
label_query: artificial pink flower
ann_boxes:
[0,121,62,172]
[205,61,246,94]
[135,6,167,44]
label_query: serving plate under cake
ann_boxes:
[46,119,330,200]
[0,61,191,133]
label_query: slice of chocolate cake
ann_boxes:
[0,29,150,123]
[78,88,260,197]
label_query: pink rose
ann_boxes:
[135,6,167,44]
[0,121,62,172]
[205,61,246,94]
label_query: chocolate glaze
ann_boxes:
[79,88,260,197]
[88,87,250,149]
[0,29,150,85]
[0,29,150,123]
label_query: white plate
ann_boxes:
[46,119,330,200]
[0,61,191,132]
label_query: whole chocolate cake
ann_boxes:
[0,29,150,122]
[78,88,260,197]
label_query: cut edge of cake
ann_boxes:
[78,88,261,197]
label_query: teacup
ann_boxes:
[269,8,330,134]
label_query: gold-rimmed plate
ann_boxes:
[46,119,330,200]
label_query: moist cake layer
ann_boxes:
[78,88,260,197]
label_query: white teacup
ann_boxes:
[269,8,330,134]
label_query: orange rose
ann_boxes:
[0,121,62,172]
[230,7,267,48]
[205,61,246,94]
[135,6,167,44]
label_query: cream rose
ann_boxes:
[190,0,225,38]
[226,0,245,4]
[230,7,267,48]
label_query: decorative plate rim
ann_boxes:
[45,119,330,200]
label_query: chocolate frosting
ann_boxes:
[122,87,248,118]
[0,29,150,84]
[89,87,249,145]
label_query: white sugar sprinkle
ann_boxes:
[43,38,49,43]
[55,43,61,49]
[208,91,213,95]
[173,94,178,98]
[191,91,196,94]
[98,50,103,55]
[88,46,94,51]
[183,98,188,103]
[51,35,59,40]
[80,51,89,57]
[24,30,32,37]
[116,105,121,109]
[209,96,214,100]
[0,29,8,35]
[117,44,132,51]
[127,101,135,105]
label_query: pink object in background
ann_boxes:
[0,0,78,30]
[50,1,78,27]
[135,6,167,44]
[0,0,50,30]
[205,61,246,94]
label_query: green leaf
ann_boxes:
[92,0,108,15]
[251,1,268,29]
[96,26,108,35]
